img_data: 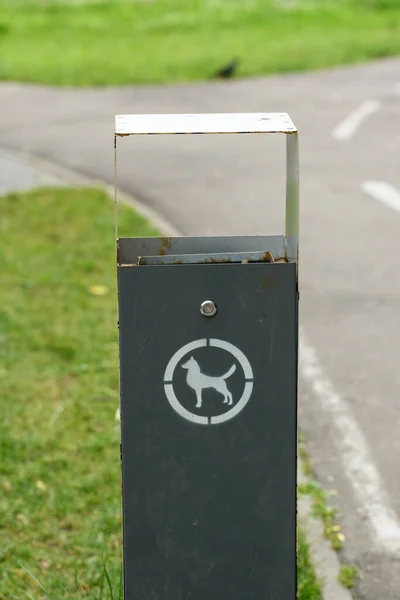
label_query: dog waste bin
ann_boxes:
[115,113,299,600]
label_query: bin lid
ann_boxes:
[115,112,297,136]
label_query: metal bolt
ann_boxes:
[200,300,217,317]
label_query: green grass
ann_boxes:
[0,187,157,598]
[0,186,321,598]
[298,529,323,600]
[0,0,400,86]
[299,435,345,552]
[339,564,361,589]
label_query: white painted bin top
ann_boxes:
[115,113,297,135]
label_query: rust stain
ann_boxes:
[199,257,232,264]
[259,277,274,290]
[206,257,231,264]
[158,237,172,255]
[161,237,172,248]
[261,251,274,263]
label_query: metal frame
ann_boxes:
[117,235,285,266]
[114,112,299,265]
[137,250,275,266]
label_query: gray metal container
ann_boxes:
[115,113,299,600]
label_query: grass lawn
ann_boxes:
[0,187,157,598]
[0,0,399,86]
[0,186,321,599]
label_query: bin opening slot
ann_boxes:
[135,250,283,266]
[117,235,287,266]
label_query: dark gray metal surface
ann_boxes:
[118,261,298,599]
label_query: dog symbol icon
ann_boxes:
[181,356,236,409]
[164,339,253,425]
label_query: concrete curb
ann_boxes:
[298,458,353,600]
[1,146,352,600]
[0,146,180,238]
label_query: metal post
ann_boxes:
[285,132,299,264]
[115,113,299,600]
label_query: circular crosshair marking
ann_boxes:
[164,338,254,425]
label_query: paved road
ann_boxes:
[2,58,400,599]
[0,148,65,194]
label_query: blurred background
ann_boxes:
[1,0,400,85]
[1,1,400,599]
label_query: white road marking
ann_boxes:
[299,330,400,555]
[393,83,400,96]
[362,181,400,213]
[332,100,380,141]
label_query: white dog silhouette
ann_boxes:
[181,356,236,408]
